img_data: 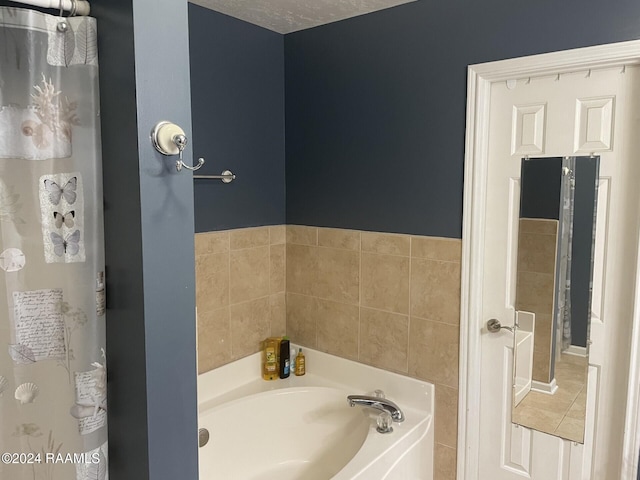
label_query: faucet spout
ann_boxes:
[347,395,405,422]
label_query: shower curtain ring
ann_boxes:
[57,0,77,20]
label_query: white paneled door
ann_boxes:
[466,58,640,479]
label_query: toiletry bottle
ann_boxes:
[262,337,279,381]
[279,337,290,379]
[290,347,297,373]
[295,348,306,376]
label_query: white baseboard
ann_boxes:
[564,345,588,357]
[531,378,558,395]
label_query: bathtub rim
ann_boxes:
[198,345,434,416]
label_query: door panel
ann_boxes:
[478,66,639,479]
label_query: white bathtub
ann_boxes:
[197,346,434,480]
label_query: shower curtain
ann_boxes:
[0,7,107,480]
[556,158,576,354]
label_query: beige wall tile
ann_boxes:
[287,225,318,245]
[230,246,270,304]
[270,244,286,294]
[196,252,229,312]
[409,317,459,388]
[270,225,286,245]
[316,299,359,360]
[361,252,410,314]
[230,297,271,359]
[534,313,553,349]
[435,384,458,449]
[532,313,553,382]
[520,218,558,235]
[411,258,461,325]
[286,244,318,296]
[411,236,461,262]
[434,443,457,480]
[359,308,408,373]
[197,307,231,373]
[515,271,555,314]
[318,228,360,251]
[316,247,360,304]
[270,293,287,338]
[230,226,270,250]
[517,231,557,275]
[286,293,318,348]
[532,349,551,383]
[195,231,229,255]
[361,231,410,256]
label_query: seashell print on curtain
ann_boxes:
[0,7,107,480]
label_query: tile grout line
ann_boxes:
[227,232,233,359]
[283,226,287,337]
[313,228,318,348]
[287,291,412,318]
[358,231,362,361]
[268,230,273,337]
[408,236,413,375]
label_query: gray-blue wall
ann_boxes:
[92,0,199,479]
[188,0,640,238]
[189,5,285,232]
[520,158,562,220]
[284,0,640,238]
[571,157,598,348]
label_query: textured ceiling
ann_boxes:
[189,0,417,34]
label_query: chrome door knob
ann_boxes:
[486,318,514,333]
[198,428,209,448]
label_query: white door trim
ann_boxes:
[623,244,640,479]
[459,39,640,480]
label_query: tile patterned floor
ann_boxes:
[512,353,588,442]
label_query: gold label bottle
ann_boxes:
[262,338,279,380]
[295,348,306,376]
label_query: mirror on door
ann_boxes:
[510,156,599,443]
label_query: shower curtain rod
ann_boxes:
[10,0,90,16]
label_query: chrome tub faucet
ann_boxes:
[347,392,405,423]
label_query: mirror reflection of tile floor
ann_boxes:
[512,354,588,443]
